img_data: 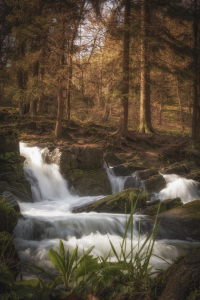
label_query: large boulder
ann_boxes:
[162,162,190,176]
[136,198,183,216]
[143,174,166,193]
[136,168,158,180]
[43,146,112,196]
[73,188,148,214]
[155,250,200,300]
[149,200,200,241]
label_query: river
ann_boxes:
[13,143,200,279]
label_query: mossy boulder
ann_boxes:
[149,200,200,241]
[1,191,21,212]
[136,168,158,180]
[103,152,123,167]
[154,251,200,300]
[162,162,190,176]
[136,197,183,216]
[0,196,19,233]
[73,188,148,213]
[143,174,166,193]
[65,168,112,196]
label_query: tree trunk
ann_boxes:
[139,0,154,133]
[159,94,163,126]
[192,0,198,140]
[30,60,39,117]
[38,67,45,114]
[17,69,24,115]
[176,77,185,135]
[55,88,63,137]
[67,53,72,120]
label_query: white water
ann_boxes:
[158,174,200,203]
[14,144,200,278]
[104,162,143,193]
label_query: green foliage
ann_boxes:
[0,198,19,233]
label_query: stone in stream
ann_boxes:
[148,200,200,241]
[73,188,148,214]
[43,145,112,196]
[136,197,183,216]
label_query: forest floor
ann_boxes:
[0,106,196,169]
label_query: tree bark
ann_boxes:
[38,67,45,114]
[176,77,185,135]
[55,88,63,137]
[192,0,198,140]
[30,60,39,117]
[139,0,154,133]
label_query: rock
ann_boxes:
[103,152,123,167]
[43,146,111,196]
[149,200,200,241]
[124,175,142,190]
[1,191,20,212]
[0,196,19,233]
[136,198,183,216]
[64,169,112,196]
[0,181,11,193]
[143,174,166,193]
[111,163,135,176]
[0,130,19,154]
[184,171,200,183]
[155,250,200,300]
[162,162,190,175]
[73,188,148,214]
[136,169,158,180]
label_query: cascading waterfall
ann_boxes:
[14,143,200,279]
[158,174,200,203]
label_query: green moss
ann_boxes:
[187,282,200,300]
[0,196,19,233]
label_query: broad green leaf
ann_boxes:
[14,279,39,288]
[49,249,65,275]
[59,239,65,265]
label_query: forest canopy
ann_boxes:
[0,0,200,139]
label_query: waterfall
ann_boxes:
[158,174,200,203]
[13,143,200,279]
[104,162,143,193]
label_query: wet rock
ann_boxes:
[143,174,166,193]
[112,163,136,177]
[155,250,200,300]
[103,152,123,167]
[43,146,111,196]
[149,200,200,241]
[64,168,112,196]
[124,174,142,190]
[73,188,148,214]
[136,169,158,180]
[136,198,183,216]
[1,191,20,212]
[162,162,190,176]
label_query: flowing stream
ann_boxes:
[14,143,200,279]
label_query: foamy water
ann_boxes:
[13,143,200,278]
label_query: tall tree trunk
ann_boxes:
[17,69,24,115]
[55,17,65,138]
[55,87,63,137]
[192,0,198,140]
[67,53,72,120]
[30,60,39,117]
[139,0,154,133]
[176,77,185,135]
[38,67,45,114]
